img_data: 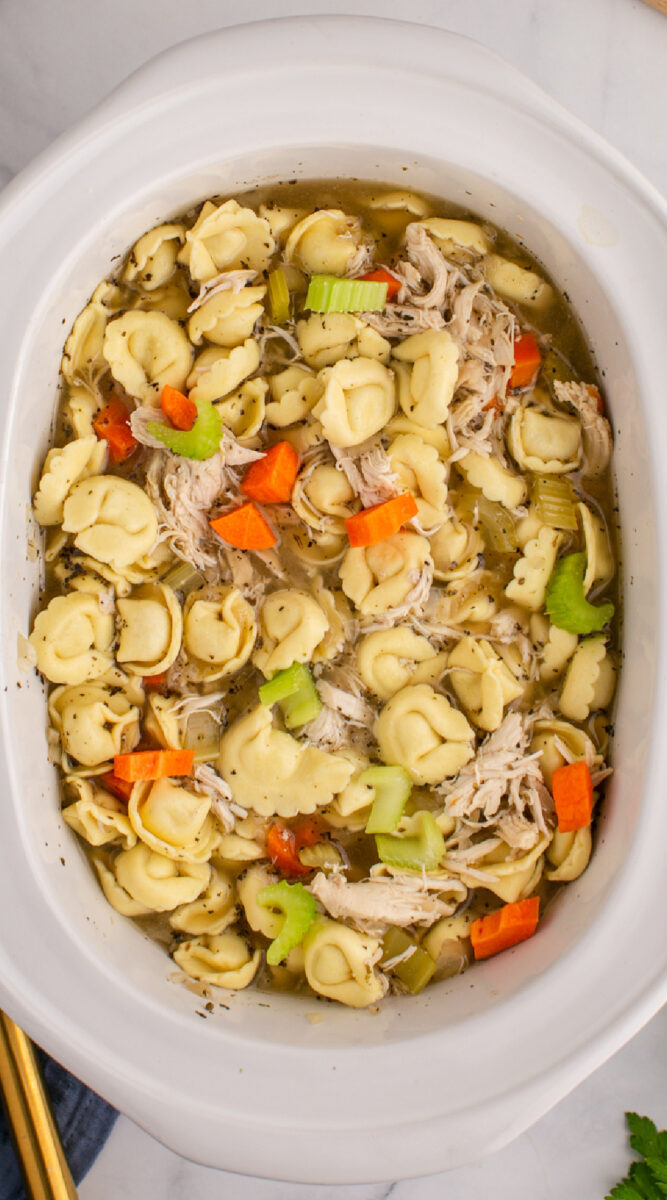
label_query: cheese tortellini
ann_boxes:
[116,583,182,675]
[285,209,366,276]
[33,437,108,526]
[448,636,524,732]
[340,532,432,617]
[393,330,459,427]
[375,684,475,784]
[265,365,323,426]
[187,285,266,347]
[173,932,261,989]
[291,459,359,534]
[123,223,185,291]
[30,592,114,684]
[358,628,448,700]
[49,674,143,768]
[183,585,256,681]
[103,311,194,403]
[313,357,396,448]
[387,433,448,529]
[217,705,354,818]
[62,476,158,571]
[178,199,275,279]
[507,406,582,474]
[128,778,219,863]
[186,338,260,404]
[303,920,387,1008]
[253,588,330,675]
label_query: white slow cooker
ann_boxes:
[0,16,665,1184]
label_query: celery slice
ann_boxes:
[259,663,308,705]
[381,927,437,994]
[257,880,317,966]
[362,766,412,834]
[147,396,222,460]
[533,476,578,532]
[545,552,614,634]
[375,811,445,872]
[268,268,290,324]
[161,561,207,594]
[305,274,388,313]
[259,663,322,729]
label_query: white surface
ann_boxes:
[0,0,665,1195]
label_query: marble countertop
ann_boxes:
[0,0,665,1195]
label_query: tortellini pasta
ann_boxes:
[123,223,185,290]
[357,628,448,700]
[49,674,142,767]
[392,330,459,427]
[375,684,475,784]
[447,836,552,904]
[237,865,283,938]
[186,339,260,404]
[128,778,219,863]
[507,406,582,474]
[448,636,524,732]
[529,717,600,789]
[417,217,490,258]
[285,209,365,276]
[33,437,108,526]
[178,199,275,280]
[173,932,261,989]
[217,705,354,818]
[313,357,396,447]
[214,377,267,441]
[559,636,616,721]
[114,843,210,911]
[61,777,136,849]
[61,282,122,383]
[30,591,114,684]
[578,502,614,592]
[253,588,330,675]
[296,314,390,370]
[303,919,387,1008]
[103,310,194,403]
[169,866,237,935]
[265,365,323,427]
[387,434,448,529]
[187,285,266,347]
[339,532,432,617]
[529,613,578,683]
[183,585,256,681]
[116,583,182,675]
[291,459,359,534]
[546,828,593,883]
[456,452,527,510]
[504,526,562,610]
[483,254,554,309]
[62,476,158,571]
[429,515,482,582]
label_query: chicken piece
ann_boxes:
[554,381,612,476]
[308,870,463,934]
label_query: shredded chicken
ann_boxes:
[145,449,229,573]
[317,679,375,726]
[363,558,434,632]
[130,406,168,450]
[554,380,613,476]
[345,239,375,278]
[308,870,463,934]
[187,269,258,313]
[330,442,401,508]
[396,223,450,309]
[192,763,247,832]
[302,703,350,752]
[361,304,445,337]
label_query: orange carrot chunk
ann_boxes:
[551,759,594,832]
[470,897,540,960]
[99,770,134,803]
[509,332,541,389]
[345,493,418,548]
[241,441,300,504]
[359,267,402,300]
[209,502,277,549]
[161,384,198,431]
[113,748,195,782]
[93,398,137,463]
[142,671,168,690]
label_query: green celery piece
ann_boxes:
[381,926,437,994]
[268,268,291,324]
[457,488,517,553]
[259,663,309,706]
[545,552,614,635]
[257,880,317,965]
[280,672,322,729]
[147,396,222,460]
[161,561,207,594]
[362,766,412,834]
[533,476,578,532]
[375,811,445,872]
[305,274,388,313]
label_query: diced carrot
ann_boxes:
[266,822,309,877]
[112,748,195,782]
[142,672,168,690]
[99,770,134,803]
[359,267,401,300]
[551,759,594,832]
[209,502,277,549]
[509,332,542,389]
[93,398,137,463]
[241,441,300,504]
[345,492,418,548]
[161,384,198,431]
[470,897,540,960]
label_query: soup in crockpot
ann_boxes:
[27,181,617,1008]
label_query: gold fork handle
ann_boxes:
[0,1012,77,1200]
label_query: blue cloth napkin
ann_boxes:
[0,1048,118,1198]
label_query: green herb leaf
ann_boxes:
[644,1159,667,1197]
[628,1115,663,1162]
[606,1113,667,1200]
[628,1161,664,1199]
